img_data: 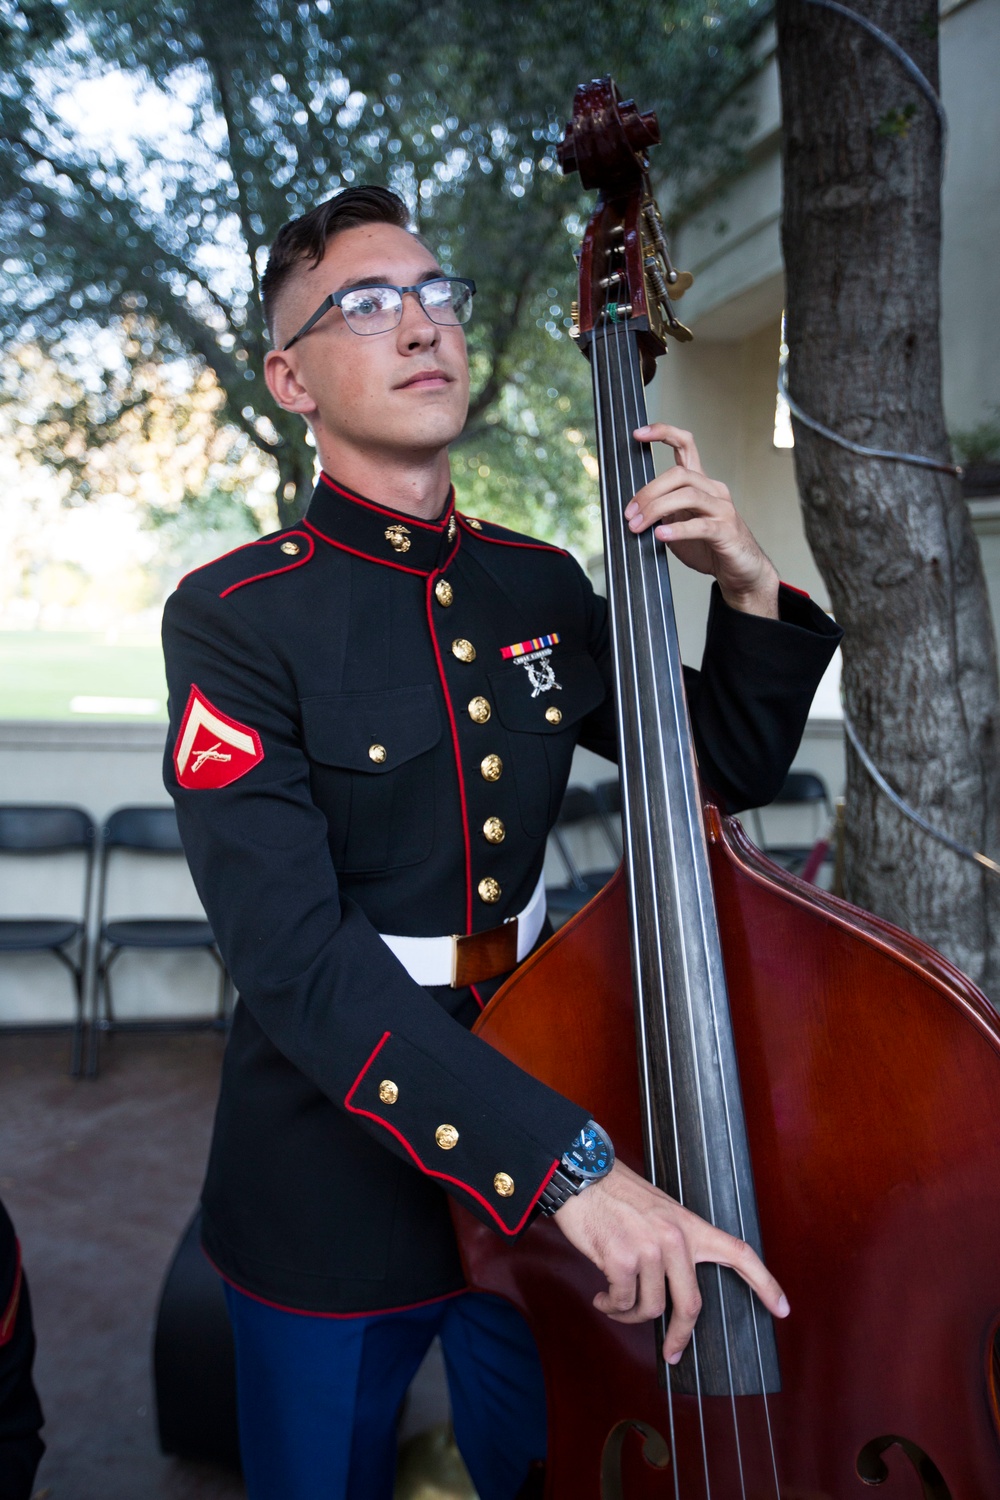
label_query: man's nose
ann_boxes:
[398,291,441,350]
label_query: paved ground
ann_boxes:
[0,1028,473,1500]
[1,1029,244,1500]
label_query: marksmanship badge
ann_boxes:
[500,633,563,697]
[174,685,264,790]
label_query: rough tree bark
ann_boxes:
[775,0,1000,995]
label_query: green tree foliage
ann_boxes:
[1,0,765,540]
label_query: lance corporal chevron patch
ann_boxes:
[174,684,264,790]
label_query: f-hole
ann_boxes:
[856,1435,952,1498]
[601,1420,671,1500]
[988,1318,1000,1443]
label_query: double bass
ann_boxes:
[452,79,1000,1498]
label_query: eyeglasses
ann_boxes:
[281,277,476,350]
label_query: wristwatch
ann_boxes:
[538,1119,615,1216]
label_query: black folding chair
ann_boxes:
[89,805,232,1077]
[0,804,96,1076]
[748,770,833,875]
[546,785,621,926]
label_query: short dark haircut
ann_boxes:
[261,186,412,342]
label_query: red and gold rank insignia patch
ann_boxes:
[174,684,264,790]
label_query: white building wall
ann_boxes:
[648,0,999,813]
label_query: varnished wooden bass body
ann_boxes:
[455,817,1000,1497]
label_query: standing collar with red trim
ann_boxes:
[305,473,459,576]
[304,473,569,575]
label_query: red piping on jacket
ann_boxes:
[345,1032,559,1236]
[0,1241,22,1347]
[218,532,315,598]
[457,517,567,556]
[425,573,474,934]
[320,473,456,534]
[178,530,314,592]
[779,580,810,600]
[205,1247,468,1320]
[304,519,431,578]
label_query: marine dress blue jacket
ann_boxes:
[161,473,841,1314]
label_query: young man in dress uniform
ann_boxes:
[161,186,841,1499]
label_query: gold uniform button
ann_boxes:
[467,518,483,530]
[545,706,563,725]
[478,876,501,904]
[280,540,300,556]
[494,1172,515,1197]
[452,638,476,663]
[368,743,387,764]
[378,1080,398,1104]
[435,1124,459,1150]
[468,696,491,724]
[480,754,503,782]
[435,578,454,607]
[483,816,505,844]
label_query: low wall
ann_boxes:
[0,719,843,1025]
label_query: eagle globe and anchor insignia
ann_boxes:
[500,633,563,699]
[384,524,412,554]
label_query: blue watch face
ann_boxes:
[564,1122,613,1180]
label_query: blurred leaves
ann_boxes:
[0,0,766,543]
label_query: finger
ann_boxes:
[625,471,729,524]
[593,1272,640,1317]
[703,1234,790,1320]
[661,1253,703,1365]
[627,493,724,533]
[631,1251,669,1322]
[690,1221,791,1320]
[634,423,704,475]
[651,517,725,546]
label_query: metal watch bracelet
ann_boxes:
[538,1165,593,1217]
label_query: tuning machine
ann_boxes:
[640,198,694,343]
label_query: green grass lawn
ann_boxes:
[0,632,168,720]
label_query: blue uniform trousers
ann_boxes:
[223,1283,547,1500]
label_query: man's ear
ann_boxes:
[264,349,320,416]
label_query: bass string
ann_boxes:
[589,325,681,1500]
[599,308,773,1499]
[615,316,770,1500]
[597,319,719,1493]
[612,313,782,1499]
[604,315,718,1498]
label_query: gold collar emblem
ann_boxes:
[384,524,412,554]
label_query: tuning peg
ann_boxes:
[665,270,694,300]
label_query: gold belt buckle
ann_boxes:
[451,916,520,988]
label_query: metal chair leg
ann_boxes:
[85,955,104,1079]
[70,964,86,1079]
[86,946,118,1079]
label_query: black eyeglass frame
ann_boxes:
[281,277,477,351]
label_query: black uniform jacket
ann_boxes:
[161,473,842,1314]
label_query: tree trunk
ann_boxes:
[775,0,1000,994]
